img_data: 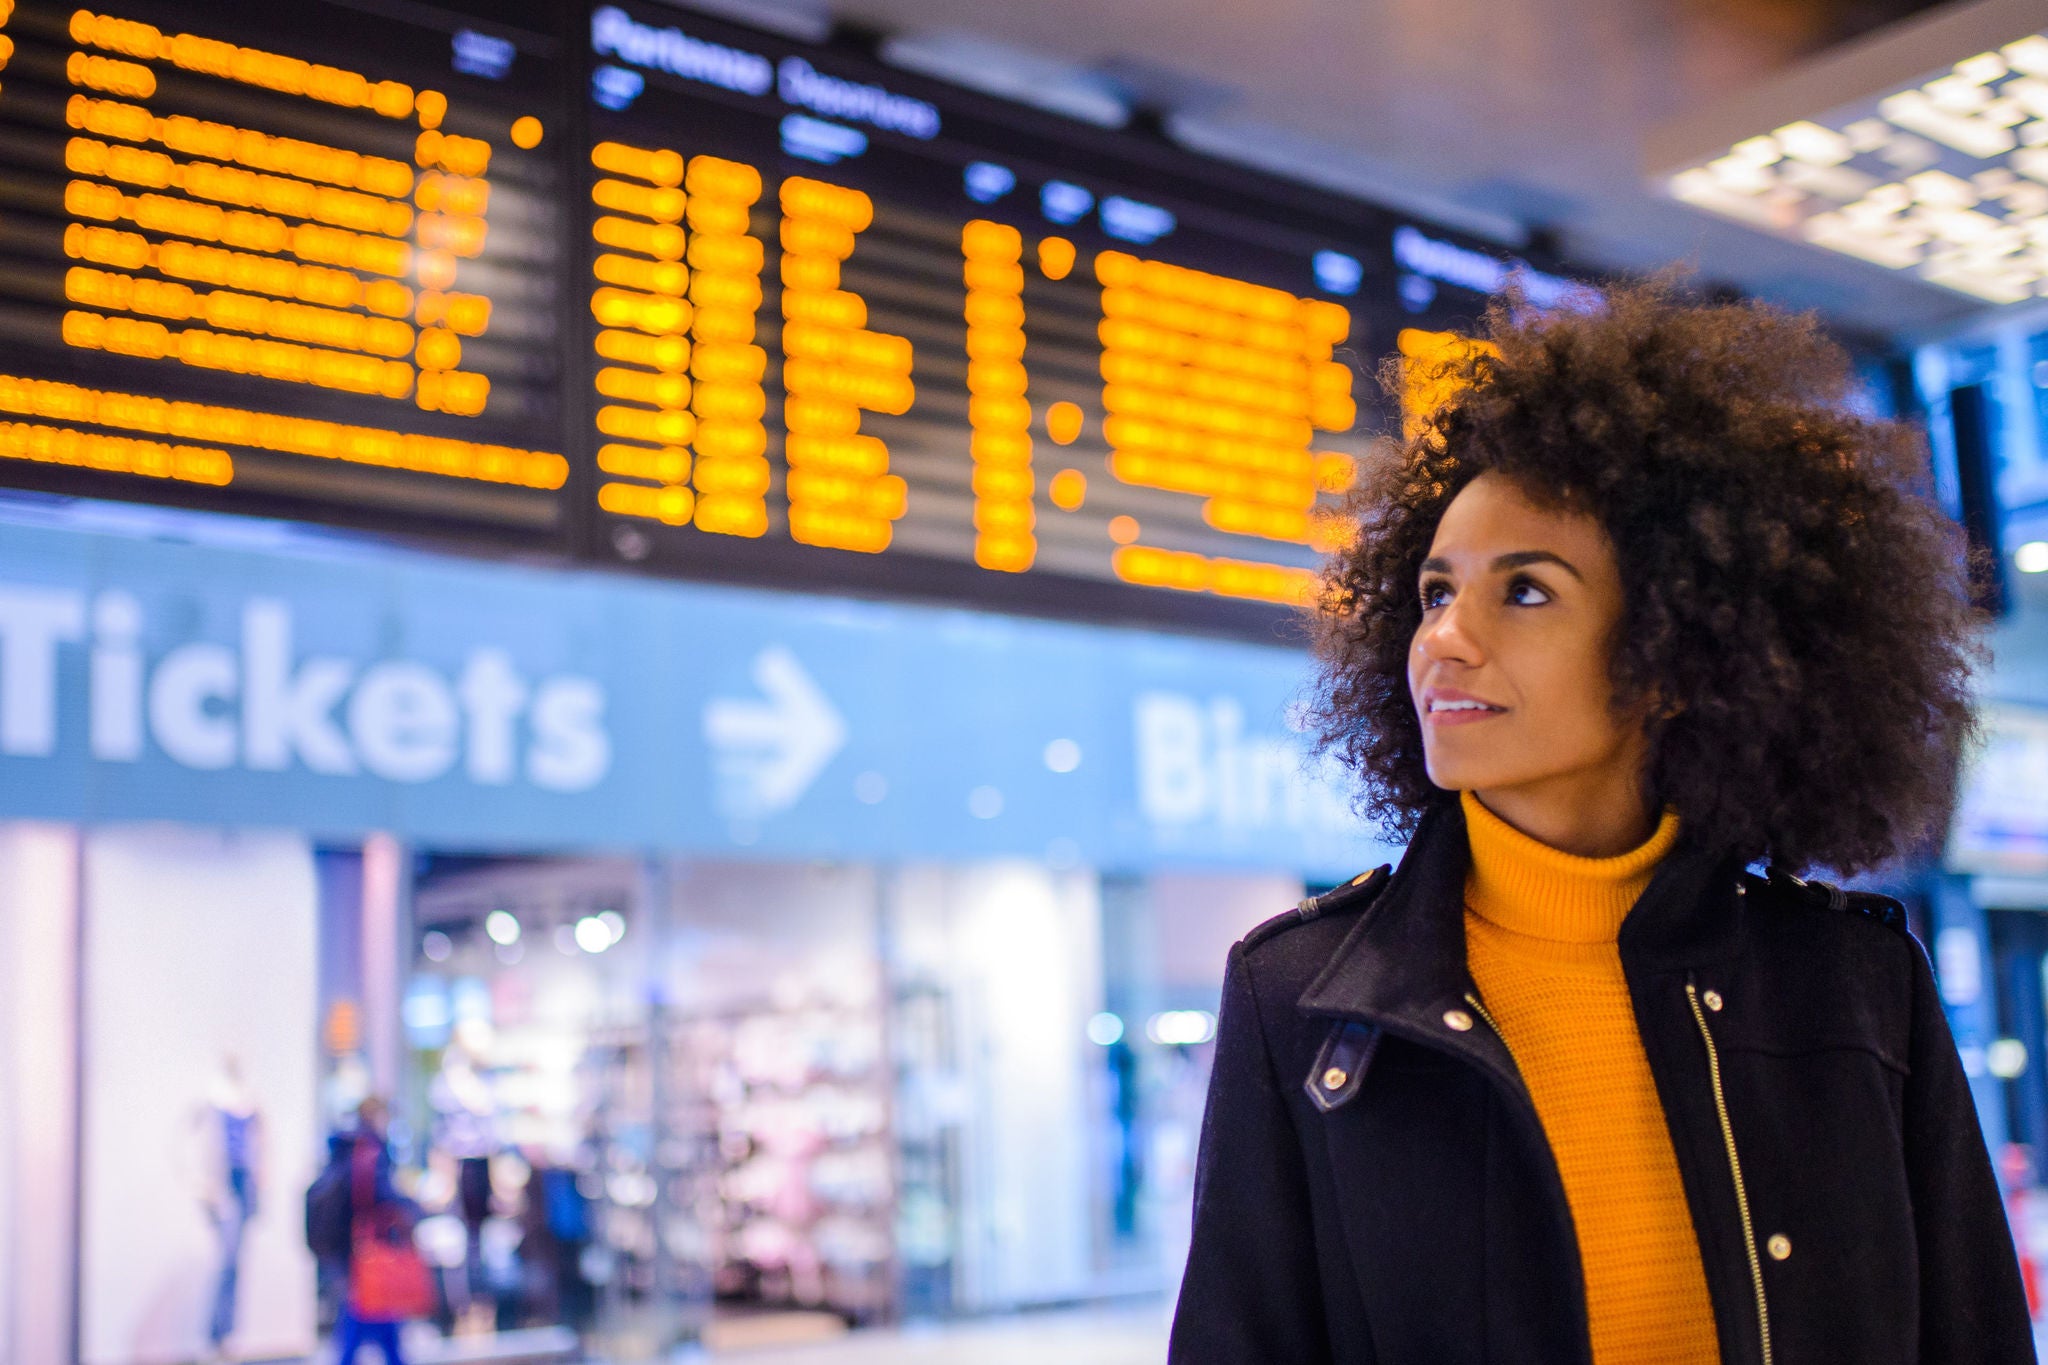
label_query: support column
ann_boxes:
[361,833,408,1101]
[0,821,82,1365]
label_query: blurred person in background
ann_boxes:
[1172,282,2033,1363]
[426,1042,500,1330]
[200,1054,262,1363]
[515,1148,594,1331]
[307,1097,423,1365]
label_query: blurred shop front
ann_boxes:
[1910,313,2048,1311]
[1934,692,2048,1311]
[0,509,1393,1365]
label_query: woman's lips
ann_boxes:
[1423,696,1507,727]
[1425,707,1504,727]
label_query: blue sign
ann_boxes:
[1392,225,1583,310]
[590,5,774,97]
[0,517,1397,878]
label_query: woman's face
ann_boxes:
[1407,472,1649,819]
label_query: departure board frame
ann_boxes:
[0,0,1589,640]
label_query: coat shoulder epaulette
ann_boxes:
[1241,864,1393,952]
[1763,867,1910,934]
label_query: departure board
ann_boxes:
[0,0,1587,634]
[573,3,1584,627]
[579,0,1392,622]
[0,0,573,545]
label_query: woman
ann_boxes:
[1169,284,2032,1363]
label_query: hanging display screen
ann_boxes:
[0,0,573,546]
[0,0,1582,632]
[577,0,1404,625]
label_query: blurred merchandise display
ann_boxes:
[383,858,905,1351]
[676,999,893,1318]
[281,853,1306,1357]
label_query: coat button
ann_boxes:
[1443,1009,1474,1032]
[1322,1066,1349,1091]
[1703,990,1724,1012]
[1767,1234,1791,1261]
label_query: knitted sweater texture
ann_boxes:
[1461,790,1720,1363]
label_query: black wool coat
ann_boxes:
[1169,802,2034,1364]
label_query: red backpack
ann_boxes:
[347,1139,435,1321]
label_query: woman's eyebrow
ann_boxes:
[1495,549,1583,581]
[1417,550,1584,580]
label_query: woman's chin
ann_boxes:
[1424,765,1482,794]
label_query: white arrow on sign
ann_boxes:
[703,645,847,819]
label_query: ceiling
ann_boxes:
[768,0,1998,341]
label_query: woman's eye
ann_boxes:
[1506,577,1552,607]
[1419,581,1451,610]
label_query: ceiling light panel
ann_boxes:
[1661,26,2048,304]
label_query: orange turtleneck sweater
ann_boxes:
[1460,791,1720,1363]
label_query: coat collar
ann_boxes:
[1298,801,1473,1027]
[1297,799,1748,1029]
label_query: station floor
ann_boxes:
[689,1312,2048,1365]
[695,1304,1170,1365]
[375,1302,2048,1364]
[692,1312,2048,1365]
[679,1304,2048,1365]
[392,1302,1173,1365]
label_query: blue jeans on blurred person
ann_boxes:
[334,1304,405,1365]
[331,1301,399,1365]
[208,1166,254,1347]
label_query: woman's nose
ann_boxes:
[1416,599,1482,666]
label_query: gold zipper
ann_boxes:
[1688,981,1772,1365]
[1463,990,1518,1069]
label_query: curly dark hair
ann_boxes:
[1309,281,1981,874]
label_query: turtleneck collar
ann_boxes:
[1461,790,1681,944]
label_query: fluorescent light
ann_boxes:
[1146,1009,1217,1046]
[1652,1,2048,305]
[573,915,613,953]
[1989,1037,2028,1078]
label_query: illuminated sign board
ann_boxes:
[0,0,1582,634]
